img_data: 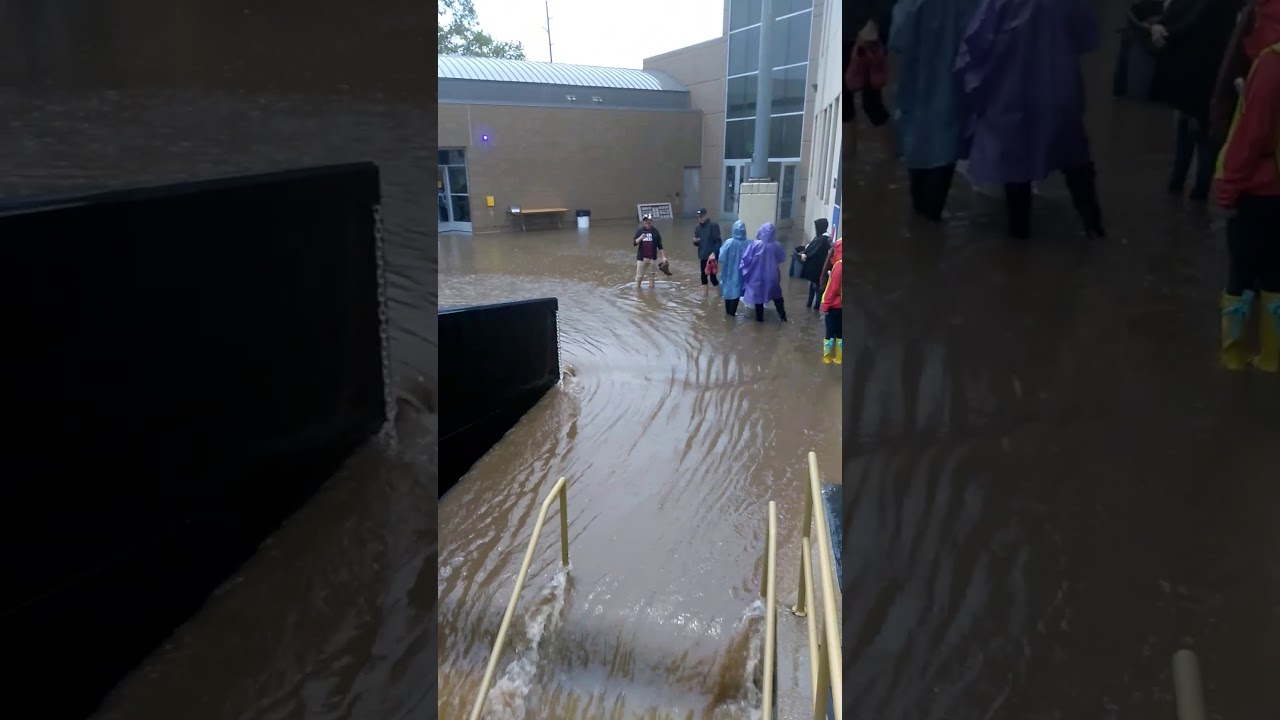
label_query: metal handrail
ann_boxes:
[761,500,778,719]
[791,451,842,720]
[467,476,571,720]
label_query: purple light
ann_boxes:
[481,134,490,142]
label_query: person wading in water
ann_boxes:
[887,0,982,222]
[1215,0,1280,372]
[718,220,749,316]
[739,222,788,322]
[632,214,668,289]
[795,218,832,311]
[956,0,1107,240]
[692,208,722,295]
[820,237,844,364]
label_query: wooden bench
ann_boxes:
[508,207,569,231]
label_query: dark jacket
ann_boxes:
[1150,0,1244,122]
[795,218,832,285]
[693,219,722,261]
[633,225,663,261]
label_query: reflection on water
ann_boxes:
[437,219,842,718]
[2,1,437,718]
[841,1,1280,717]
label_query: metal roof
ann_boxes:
[438,55,687,92]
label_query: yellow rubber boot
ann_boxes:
[834,339,843,365]
[1221,290,1255,370]
[1253,291,1280,373]
[822,339,834,364]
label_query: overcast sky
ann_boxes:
[471,0,723,69]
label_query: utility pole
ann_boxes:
[544,0,554,63]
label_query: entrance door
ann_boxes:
[777,162,800,224]
[682,167,700,217]
[721,161,785,219]
[438,148,472,233]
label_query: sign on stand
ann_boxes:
[636,203,673,222]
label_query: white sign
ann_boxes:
[636,203,674,222]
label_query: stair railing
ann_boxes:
[467,476,570,720]
[761,500,778,719]
[791,451,842,720]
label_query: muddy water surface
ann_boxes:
[841,1,1280,717]
[437,220,843,718]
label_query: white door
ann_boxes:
[682,167,700,217]
[438,149,473,233]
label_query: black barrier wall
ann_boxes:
[0,164,386,718]
[439,298,560,495]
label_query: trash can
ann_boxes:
[575,209,590,229]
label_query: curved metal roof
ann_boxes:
[438,55,686,92]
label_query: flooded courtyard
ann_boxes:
[436,219,842,718]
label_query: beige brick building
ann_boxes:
[437,0,833,235]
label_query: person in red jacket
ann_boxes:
[820,237,843,364]
[1215,0,1280,372]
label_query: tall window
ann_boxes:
[724,0,813,164]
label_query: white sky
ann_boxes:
[471,0,724,69]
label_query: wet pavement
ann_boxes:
[841,1,1280,717]
[436,220,843,718]
[2,2,439,719]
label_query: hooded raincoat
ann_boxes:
[889,0,984,169]
[956,0,1101,185]
[719,220,749,301]
[797,218,832,285]
[739,222,787,305]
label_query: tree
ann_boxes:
[439,0,525,60]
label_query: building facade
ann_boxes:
[437,56,701,233]
[436,0,841,236]
[645,0,830,231]
[802,0,841,240]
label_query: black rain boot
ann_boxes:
[1064,163,1106,238]
[774,298,788,321]
[1005,182,1033,240]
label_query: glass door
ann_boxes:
[438,148,472,233]
[721,161,749,219]
[778,163,799,223]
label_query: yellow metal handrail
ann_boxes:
[760,501,778,719]
[791,451,842,720]
[467,476,571,720]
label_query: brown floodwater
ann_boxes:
[436,220,843,718]
[2,2,440,719]
[840,1,1280,717]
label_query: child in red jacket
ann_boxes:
[1215,0,1280,372]
[820,237,843,364]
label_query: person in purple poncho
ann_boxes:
[955,0,1107,240]
[739,222,789,322]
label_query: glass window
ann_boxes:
[726,75,758,120]
[725,119,754,160]
[769,114,803,158]
[728,0,761,31]
[771,64,807,115]
[774,0,812,17]
[438,148,466,165]
[727,26,760,76]
[726,118,802,162]
[447,166,469,195]
[770,12,811,68]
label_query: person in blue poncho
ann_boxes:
[716,220,749,317]
[888,0,984,221]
